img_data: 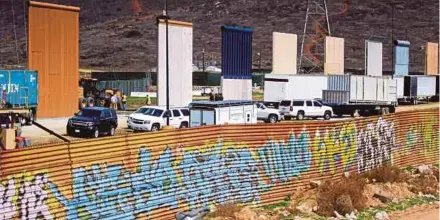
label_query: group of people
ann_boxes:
[109,93,128,110]
[209,92,224,101]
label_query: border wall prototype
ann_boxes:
[0,108,438,219]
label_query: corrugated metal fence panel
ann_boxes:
[97,79,149,95]
[28,1,79,118]
[365,40,383,76]
[0,109,438,219]
[221,26,253,79]
[327,75,350,91]
[324,36,345,75]
[394,40,410,76]
[425,42,439,75]
[272,32,297,74]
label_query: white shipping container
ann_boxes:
[416,76,436,97]
[263,74,328,102]
[189,101,257,127]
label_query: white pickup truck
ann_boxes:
[279,99,333,120]
[127,106,190,131]
[255,102,281,123]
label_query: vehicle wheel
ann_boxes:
[268,114,278,124]
[109,126,115,136]
[296,111,305,120]
[87,97,95,107]
[151,124,160,132]
[92,127,99,138]
[324,111,332,120]
[180,122,188,129]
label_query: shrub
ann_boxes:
[316,174,367,216]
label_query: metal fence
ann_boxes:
[0,108,438,219]
[96,78,152,95]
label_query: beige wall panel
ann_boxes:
[324,36,344,75]
[425,42,439,75]
[272,32,297,74]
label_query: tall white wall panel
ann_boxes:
[157,20,193,107]
[272,32,297,74]
[222,78,252,100]
[365,40,383,76]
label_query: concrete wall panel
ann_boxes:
[221,78,252,100]
[157,20,193,107]
[324,36,344,74]
[365,40,383,76]
[272,32,297,74]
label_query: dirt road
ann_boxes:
[389,203,439,220]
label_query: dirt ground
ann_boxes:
[395,102,439,112]
[389,203,439,220]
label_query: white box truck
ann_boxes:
[263,74,328,108]
[189,100,257,127]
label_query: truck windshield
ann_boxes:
[77,109,101,117]
[279,101,291,106]
[144,108,164,117]
[135,108,150,114]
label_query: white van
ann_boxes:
[189,100,257,127]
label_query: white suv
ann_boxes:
[256,102,281,123]
[127,106,189,131]
[279,99,333,120]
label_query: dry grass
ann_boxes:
[209,202,242,219]
[316,174,368,216]
[362,165,409,183]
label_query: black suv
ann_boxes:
[67,107,118,138]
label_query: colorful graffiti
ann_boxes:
[0,110,438,219]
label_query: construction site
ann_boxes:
[0,0,438,219]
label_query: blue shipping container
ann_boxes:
[0,70,38,108]
[394,40,410,76]
[221,26,253,79]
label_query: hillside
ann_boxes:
[0,0,438,72]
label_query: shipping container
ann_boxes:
[323,75,397,104]
[0,70,38,108]
[28,1,80,118]
[96,79,151,95]
[221,26,253,79]
[263,74,328,106]
[403,76,436,97]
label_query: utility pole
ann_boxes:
[257,51,261,74]
[202,47,205,72]
[165,0,170,126]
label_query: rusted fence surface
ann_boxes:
[0,108,438,219]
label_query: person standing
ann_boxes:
[122,93,127,110]
[111,94,118,110]
[146,95,151,105]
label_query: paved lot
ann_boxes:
[20,103,439,145]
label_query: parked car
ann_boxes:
[255,102,281,123]
[279,99,333,120]
[67,107,118,138]
[127,106,189,131]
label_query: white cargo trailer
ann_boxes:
[189,100,257,127]
[322,75,398,116]
[395,75,437,104]
[263,74,328,108]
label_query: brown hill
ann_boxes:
[0,0,438,72]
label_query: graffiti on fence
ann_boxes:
[313,121,357,174]
[356,117,396,173]
[0,111,438,219]
[0,173,53,220]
